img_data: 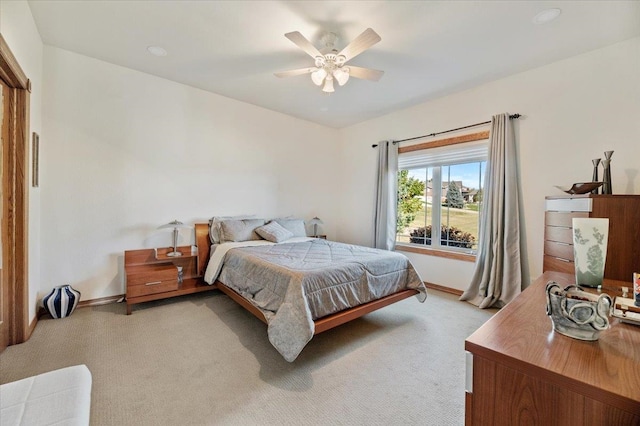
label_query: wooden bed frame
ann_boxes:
[194,223,419,335]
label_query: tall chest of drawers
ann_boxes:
[543,194,640,281]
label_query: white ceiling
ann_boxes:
[28,1,640,128]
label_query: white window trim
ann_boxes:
[396,132,489,256]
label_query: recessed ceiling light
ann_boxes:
[532,8,561,25]
[147,46,168,57]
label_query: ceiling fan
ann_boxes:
[274,28,384,93]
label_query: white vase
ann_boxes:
[572,218,609,288]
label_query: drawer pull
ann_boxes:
[145,281,163,286]
[553,257,571,263]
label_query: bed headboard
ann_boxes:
[195,223,212,277]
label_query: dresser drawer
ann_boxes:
[545,197,592,212]
[545,211,588,228]
[544,240,574,261]
[126,263,178,297]
[543,255,575,275]
[544,226,574,244]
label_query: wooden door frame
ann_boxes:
[0,34,30,345]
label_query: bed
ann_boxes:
[194,220,427,361]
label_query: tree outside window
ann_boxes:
[397,170,426,233]
[445,181,464,209]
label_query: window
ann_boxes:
[396,132,488,255]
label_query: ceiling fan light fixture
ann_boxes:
[277,28,382,93]
[333,68,350,86]
[322,76,335,93]
[311,68,327,86]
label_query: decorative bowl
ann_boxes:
[554,182,603,194]
[545,282,612,341]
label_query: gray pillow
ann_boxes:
[273,218,307,237]
[209,215,255,243]
[256,221,294,243]
[219,219,265,242]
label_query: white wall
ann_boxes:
[42,46,340,301]
[1,0,43,323]
[6,2,640,311]
[337,36,640,292]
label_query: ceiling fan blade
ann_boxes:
[284,31,323,59]
[347,66,384,82]
[338,28,381,62]
[274,67,316,78]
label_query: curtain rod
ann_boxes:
[371,114,521,148]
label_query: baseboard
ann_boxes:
[14,293,124,349]
[36,306,46,319]
[77,294,124,308]
[424,282,463,296]
[26,314,38,339]
[37,294,124,319]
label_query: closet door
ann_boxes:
[0,34,30,348]
[0,79,10,352]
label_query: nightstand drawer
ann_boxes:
[127,279,178,298]
[127,263,176,285]
[126,263,178,297]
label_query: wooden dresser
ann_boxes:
[465,271,640,425]
[544,194,640,281]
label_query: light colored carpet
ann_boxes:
[0,289,495,425]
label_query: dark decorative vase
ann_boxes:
[591,158,601,194]
[602,151,614,195]
[43,285,81,319]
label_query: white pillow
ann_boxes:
[273,218,307,237]
[256,221,294,243]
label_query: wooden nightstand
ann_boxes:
[124,245,216,314]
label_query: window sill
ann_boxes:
[395,244,476,263]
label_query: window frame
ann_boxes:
[394,131,489,260]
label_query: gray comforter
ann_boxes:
[217,239,427,361]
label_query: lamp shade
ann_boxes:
[311,68,327,86]
[322,76,335,93]
[158,220,191,230]
[308,217,323,226]
[158,220,191,229]
[333,68,349,86]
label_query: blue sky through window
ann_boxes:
[407,162,485,190]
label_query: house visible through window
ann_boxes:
[396,132,488,254]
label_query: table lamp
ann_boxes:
[308,217,323,237]
[158,220,191,257]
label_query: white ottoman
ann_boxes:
[1,365,92,426]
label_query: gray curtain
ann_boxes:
[460,113,528,308]
[374,141,398,250]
